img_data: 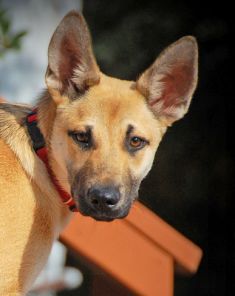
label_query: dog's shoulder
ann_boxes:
[0,103,61,206]
[0,102,31,142]
[0,102,31,126]
[0,103,35,175]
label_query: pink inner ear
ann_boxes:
[149,63,194,110]
[59,34,82,88]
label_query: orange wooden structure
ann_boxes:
[60,201,202,296]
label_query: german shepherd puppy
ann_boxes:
[0,11,198,295]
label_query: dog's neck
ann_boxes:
[26,93,77,211]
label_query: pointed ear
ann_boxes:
[45,11,100,102]
[136,36,198,126]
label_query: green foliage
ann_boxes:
[0,8,27,58]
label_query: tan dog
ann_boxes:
[0,11,198,295]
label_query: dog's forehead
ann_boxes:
[66,74,158,127]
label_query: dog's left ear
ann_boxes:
[137,36,198,126]
[46,11,100,102]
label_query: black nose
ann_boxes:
[87,186,120,209]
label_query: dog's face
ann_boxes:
[45,11,198,221]
[50,75,165,220]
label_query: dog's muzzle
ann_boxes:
[74,185,130,221]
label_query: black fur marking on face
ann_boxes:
[125,124,149,154]
[68,126,94,150]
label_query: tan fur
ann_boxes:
[0,105,70,295]
[0,11,198,295]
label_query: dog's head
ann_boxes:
[43,11,198,221]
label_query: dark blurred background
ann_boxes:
[1,0,233,295]
[82,1,232,295]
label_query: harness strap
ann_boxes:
[26,109,78,212]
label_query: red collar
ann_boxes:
[26,109,78,212]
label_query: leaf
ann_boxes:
[0,10,11,34]
[9,30,27,50]
[0,8,27,56]
[0,9,7,19]
[13,31,27,40]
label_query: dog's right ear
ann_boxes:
[45,11,100,103]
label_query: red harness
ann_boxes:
[26,110,78,212]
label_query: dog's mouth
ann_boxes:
[77,201,131,222]
[71,183,136,222]
[72,191,132,222]
[81,212,129,222]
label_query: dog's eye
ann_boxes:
[68,131,91,149]
[75,132,89,143]
[129,136,147,150]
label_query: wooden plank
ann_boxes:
[60,214,174,296]
[125,202,203,274]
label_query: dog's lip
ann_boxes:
[92,216,114,222]
[79,210,117,222]
[79,208,130,222]
[76,202,129,221]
